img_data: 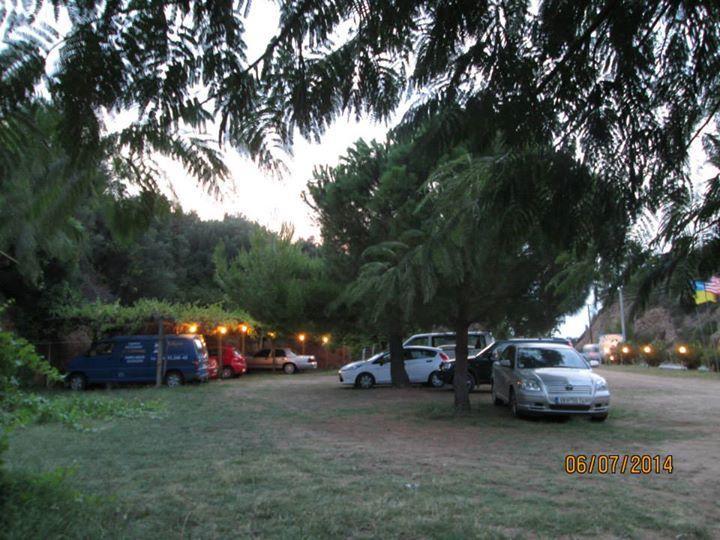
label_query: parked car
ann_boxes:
[658,362,687,371]
[247,348,317,374]
[403,331,494,359]
[207,345,247,379]
[66,334,210,390]
[439,338,574,391]
[338,346,450,389]
[581,343,602,367]
[491,341,610,421]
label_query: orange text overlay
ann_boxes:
[564,454,673,475]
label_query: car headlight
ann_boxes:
[520,378,542,391]
[595,378,608,391]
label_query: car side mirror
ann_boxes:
[499,359,511,368]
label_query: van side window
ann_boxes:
[405,336,426,347]
[89,342,114,356]
[432,335,455,347]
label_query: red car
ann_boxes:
[207,356,219,379]
[207,345,247,379]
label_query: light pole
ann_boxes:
[619,286,627,341]
[298,333,306,355]
[217,326,227,372]
[322,335,330,366]
[240,324,248,355]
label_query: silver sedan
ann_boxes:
[492,342,610,421]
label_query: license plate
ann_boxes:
[556,397,590,405]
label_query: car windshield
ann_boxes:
[517,347,589,369]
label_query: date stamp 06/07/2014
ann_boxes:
[564,454,674,475]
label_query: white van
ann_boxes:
[403,331,494,359]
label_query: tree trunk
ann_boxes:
[389,332,410,387]
[453,320,471,413]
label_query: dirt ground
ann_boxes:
[232,367,720,536]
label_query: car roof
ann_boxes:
[372,346,442,356]
[407,331,490,337]
[513,341,574,349]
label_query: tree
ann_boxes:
[306,139,439,386]
[213,224,334,339]
[371,141,627,411]
[1,1,405,173]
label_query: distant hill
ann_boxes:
[577,295,719,349]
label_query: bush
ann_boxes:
[639,341,667,367]
[672,343,703,369]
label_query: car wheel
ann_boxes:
[428,371,444,388]
[282,363,297,375]
[591,413,608,422]
[165,371,184,388]
[491,381,503,406]
[221,366,234,379]
[509,388,522,418]
[68,373,86,391]
[356,373,375,389]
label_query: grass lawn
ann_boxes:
[600,363,720,379]
[4,371,718,539]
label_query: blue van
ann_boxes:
[66,335,209,390]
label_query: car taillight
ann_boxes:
[439,352,450,362]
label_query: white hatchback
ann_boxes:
[338,346,449,389]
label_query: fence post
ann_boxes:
[156,317,165,387]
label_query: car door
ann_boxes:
[471,346,498,384]
[250,349,270,369]
[370,353,391,384]
[494,345,515,400]
[405,348,436,383]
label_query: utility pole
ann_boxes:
[619,286,627,341]
[586,305,594,343]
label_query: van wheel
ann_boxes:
[165,371,184,388]
[428,371,444,388]
[68,373,86,391]
[221,366,234,379]
[282,363,297,375]
[355,373,375,389]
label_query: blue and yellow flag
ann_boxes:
[694,280,718,304]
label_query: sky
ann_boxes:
[37,1,717,340]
